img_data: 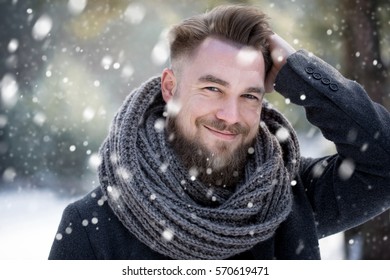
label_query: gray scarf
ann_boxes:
[98,76,300,259]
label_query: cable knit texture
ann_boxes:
[98,76,300,259]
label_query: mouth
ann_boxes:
[203,125,238,141]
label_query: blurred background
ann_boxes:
[0,0,389,259]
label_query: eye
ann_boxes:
[242,94,259,101]
[204,87,221,93]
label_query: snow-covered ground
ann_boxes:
[0,189,345,260]
[0,190,77,259]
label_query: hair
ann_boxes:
[168,5,273,73]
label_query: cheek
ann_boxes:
[175,104,202,138]
[183,97,215,123]
[241,101,261,119]
[243,108,261,137]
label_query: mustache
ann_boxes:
[195,117,250,136]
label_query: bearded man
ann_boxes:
[49,5,390,260]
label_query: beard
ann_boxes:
[166,115,256,189]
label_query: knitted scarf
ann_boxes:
[98,76,300,259]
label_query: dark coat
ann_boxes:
[49,50,390,260]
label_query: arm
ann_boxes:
[267,35,390,237]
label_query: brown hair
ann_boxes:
[168,5,273,73]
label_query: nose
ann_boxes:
[215,98,241,125]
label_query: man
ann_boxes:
[49,5,390,259]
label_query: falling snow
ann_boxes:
[124,3,146,25]
[1,74,19,109]
[1,0,388,261]
[360,143,369,152]
[116,167,133,181]
[290,180,297,186]
[159,162,169,173]
[2,167,17,183]
[236,47,259,66]
[67,0,87,15]
[166,99,182,116]
[88,153,102,171]
[162,228,174,242]
[275,127,290,142]
[107,185,121,201]
[83,107,96,122]
[189,167,199,181]
[338,159,355,181]
[65,226,73,234]
[7,39,19,53]
[154,118,165,132]
[33,112,46,126]
[32,14,53,41]
[101,55,114,70]
[151,39,170,66]
[82,219,89,227]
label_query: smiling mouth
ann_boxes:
[204,125,238,140]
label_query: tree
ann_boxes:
[0,1,54,190]
[339,0,390,259]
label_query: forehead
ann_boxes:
[182,37,266,81]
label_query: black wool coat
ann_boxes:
[49,50,390,260]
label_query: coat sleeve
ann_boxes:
[274,50,390,238]
[48,203,97,260]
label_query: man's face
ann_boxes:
[162,37,266,176]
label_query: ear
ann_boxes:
[161,68,177,103]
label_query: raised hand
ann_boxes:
[265,34,296,93]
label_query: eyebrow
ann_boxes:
[198,74,265,95]
[198,74,229,87]
[246,87,265,95]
